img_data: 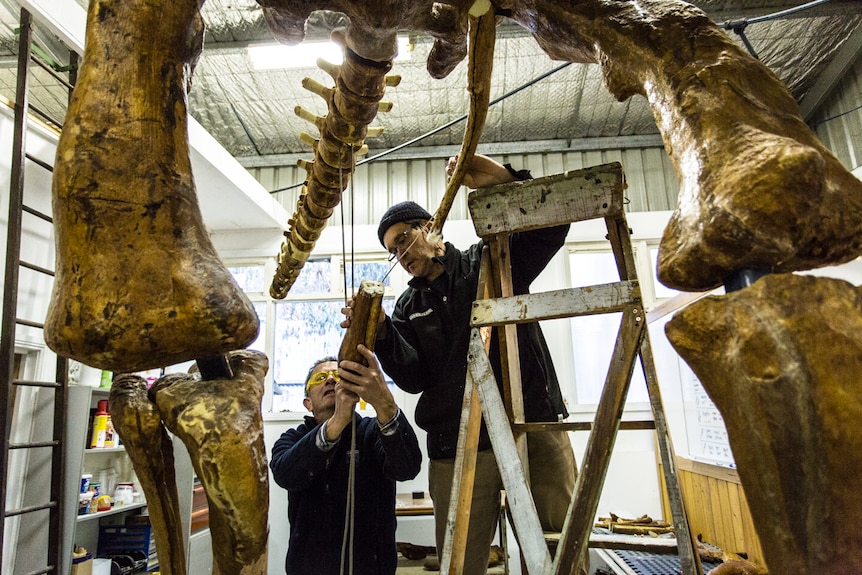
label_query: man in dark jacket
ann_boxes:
[270,344,422,575]
[350,154,580,575]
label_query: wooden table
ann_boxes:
[395,492,434,516]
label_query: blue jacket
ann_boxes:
[270,411,421,575]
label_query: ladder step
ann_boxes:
[22,204,53,223]
[14,379,62,389]
[10,441,60,449]
[513,421,656,433]
[5,501,57,518]
[471,281,641,327]
[16,318,44,329]
[468,162,625,237]
[20,260,55,277]
[23,566,56,575]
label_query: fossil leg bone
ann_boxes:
[151,350,270,575]
[428,0,496,243]
[46,0,259,372]
[665,274,862,575]
[109,374,187,575]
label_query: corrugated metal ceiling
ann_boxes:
[0,1,860,167]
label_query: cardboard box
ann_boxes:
[70,555,92,575]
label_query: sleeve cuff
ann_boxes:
[504,163,532,181]
[316,421,339,451]
[377,407,401,436]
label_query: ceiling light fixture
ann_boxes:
[248,36,412,70]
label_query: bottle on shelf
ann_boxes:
[90,400,109,448]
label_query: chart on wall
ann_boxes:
[647,313,736,469]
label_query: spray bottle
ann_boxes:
[90,400,109,448]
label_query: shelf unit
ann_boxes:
[62,384,205,573]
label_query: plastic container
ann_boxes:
[80,473,92,494]
[78,492,93,515]
[113,482,134,506]
[90,400,109,448]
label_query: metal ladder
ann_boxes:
[0,9,77,574]
[440,163,702,575]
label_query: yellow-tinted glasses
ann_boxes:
[305,369,340,395]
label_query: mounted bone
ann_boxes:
[110,375,187,575]
[45,0,259,372]
[151,350,270,575]
[666,274,862,575]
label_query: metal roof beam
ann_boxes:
[798,23,862,121]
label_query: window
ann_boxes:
[567,242,675,407]
[230,257,399,414]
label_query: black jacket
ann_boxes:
[375,225,570,460]
[270,411,421,575]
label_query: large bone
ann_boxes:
[665,274,862,575]
[151,350,270,575]
[338,280,385,364]
[262,0,862,292]
[46,0,259,372]
[428,0,496,243]
[110,375,187,575]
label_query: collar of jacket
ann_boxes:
[407,241,463,290]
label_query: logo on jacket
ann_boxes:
[408,308,434,321]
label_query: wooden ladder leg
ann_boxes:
[467,329,553,575]
[552,306,647,575]
[640,334,704,575]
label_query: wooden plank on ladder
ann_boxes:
[441,247,493,575]
[552,305,648,575]
[468,163,625,236]
[467,329,552,575]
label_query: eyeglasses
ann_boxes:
[306,369,340,389]
[386,225,422,262]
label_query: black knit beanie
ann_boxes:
[377,201,432,246]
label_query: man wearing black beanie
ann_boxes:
[346,154,583,575]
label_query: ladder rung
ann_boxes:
[471,281,641,327]
[23,566,56,575]
[20,260,55,277]
[468,163,625,237]
[16,318,44,329]
[10,440,60,449]
[24,152,55,172]
[5,501,57,518]
[14,379,62,389]
[513,420,656,433]
[22,204,53,223]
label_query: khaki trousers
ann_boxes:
[428,430,580,575]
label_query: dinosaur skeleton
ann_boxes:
[45,0,862,573]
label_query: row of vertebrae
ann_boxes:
[270,44,401,299]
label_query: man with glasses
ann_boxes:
[270,344,422,575]
[349,154,582,575]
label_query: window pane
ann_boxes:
[271,297,396,412]
[290,259,332,295]
[344,261,392,291]
[569,252,648,405]
[228,265,265,293]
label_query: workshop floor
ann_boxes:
[396,554,507,574]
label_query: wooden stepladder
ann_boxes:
[440,163,703,575]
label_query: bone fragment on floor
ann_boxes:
[666,274,862,575]
[151,350,270,575]
[45,0,259,372]
[109,374,187,575]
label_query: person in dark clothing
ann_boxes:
[270,344,422,575]
[343,155,582,575]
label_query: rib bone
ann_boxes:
[109,375,187,575]
[665,274,862,575]
[45,0,259,372]
[151,351,270,575]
